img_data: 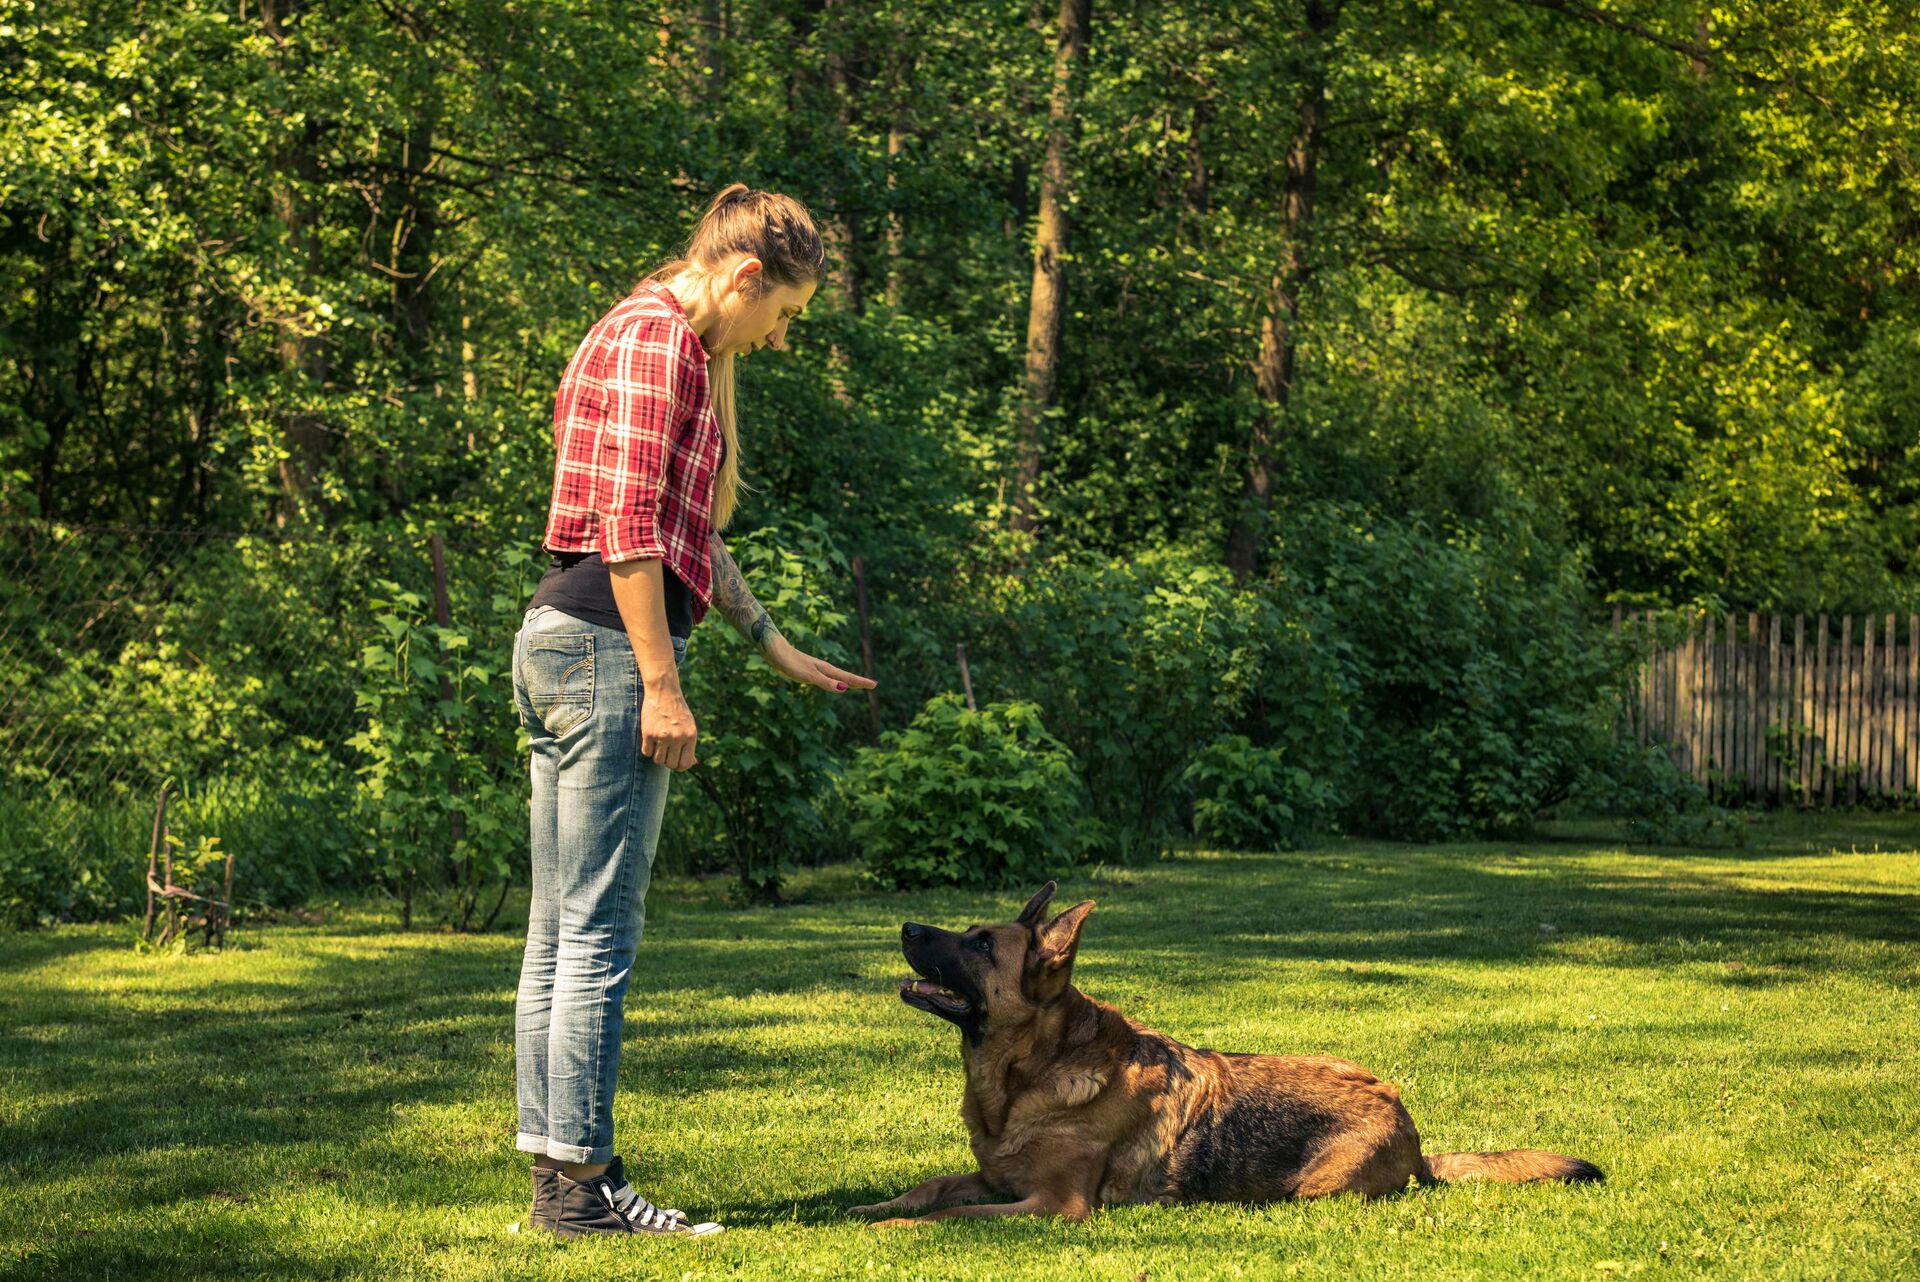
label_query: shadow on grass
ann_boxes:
[1070,849,1920,969]
[1535,810,1920,860]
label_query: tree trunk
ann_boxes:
[395,118,437,385]
[694,0,726,104]
[262,0,331,529]
[825,16,865,315]
[885,46,912,308]
[1011,0,1090,536]
[1225,0,1337,584]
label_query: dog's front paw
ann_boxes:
[845,1202,892,1218]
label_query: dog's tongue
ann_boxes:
[904,979,943,996]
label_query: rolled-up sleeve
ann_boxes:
[598,318,691,564]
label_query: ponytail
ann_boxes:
[648,185,824,529]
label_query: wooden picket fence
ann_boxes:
[1614,609,1920,806]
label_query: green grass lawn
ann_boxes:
[4,816,1918,1280]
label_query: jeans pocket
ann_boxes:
[521,631,595,736]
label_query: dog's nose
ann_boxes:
[902,922,927,944]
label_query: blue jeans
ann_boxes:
[510,604,687,1164]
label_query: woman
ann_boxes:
[509,185,875,1239]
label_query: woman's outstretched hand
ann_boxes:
[764,636,877,695]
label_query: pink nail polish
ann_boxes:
[836,682,848,691]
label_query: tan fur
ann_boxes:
[854,885,1601,1225]
[1423,1149,1602,1183]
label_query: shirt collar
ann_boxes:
[639,278,710,363]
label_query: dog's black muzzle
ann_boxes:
[897,922,981,1029]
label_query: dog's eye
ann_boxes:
[972,936,993,955]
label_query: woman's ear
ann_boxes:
[729,255,765,295]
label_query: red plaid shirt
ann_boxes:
[541,280,721,622]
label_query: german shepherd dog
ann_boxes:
[851,881,1601,1225]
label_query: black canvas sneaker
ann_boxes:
[530,1162,679,1232]
[542,1157,723,1239]
[530,1165,560,1231]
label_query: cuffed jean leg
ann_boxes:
[511,606,683,1165]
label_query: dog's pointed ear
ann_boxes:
[1016,881,1058,929]
[1035,900,1095,967]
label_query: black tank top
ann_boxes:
[526,552,694,639]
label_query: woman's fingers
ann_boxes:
[823,661,878,690]
[641,699,698,769]
[648,736,696,771]
[792,652,877,692]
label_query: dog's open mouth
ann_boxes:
[899,977,972,1015]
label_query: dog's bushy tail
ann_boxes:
[1422,1149,1604,1185]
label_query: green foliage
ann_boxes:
[0,756,364,930]
[1285,502,1628,841]
[11,0,1917,606]
[0,530,388,925]
[1571,737,1746,848]
[3,533,367,792]
[847,694,1087,889]
[984,550,1281,861]
[673,519,859,903]
[158,829,227,900]
[1232,575,1362,828]
[0,784,142,929]
[348,549,537,930]
[1184,735,1333,853]
[7,0,1919,921]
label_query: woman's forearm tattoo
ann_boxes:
[709,531,783,651]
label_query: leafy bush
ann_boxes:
[846,694,1088,889]
[0,784,146,928]
[193,756,370,908]
[0,529,423,926]
[1283,501,1627,840]
[349,548,538,931]
[671,518,861,902]
[0,753,370,930]
[981,549,1282,861]
[1184,735,1334,851]
[1230,574,1359,830]
[1571,736,1746,847]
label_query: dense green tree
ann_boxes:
[4,0,1917,918]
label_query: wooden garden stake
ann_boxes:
[851,555,881,744]
[957,643,977,711]
[144,784,170,943]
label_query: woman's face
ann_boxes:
[716,257,815,358]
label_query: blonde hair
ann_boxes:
[648,184,824,529]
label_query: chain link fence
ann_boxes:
[0,520,534,927]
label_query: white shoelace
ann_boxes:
[599,1179,689,1232]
